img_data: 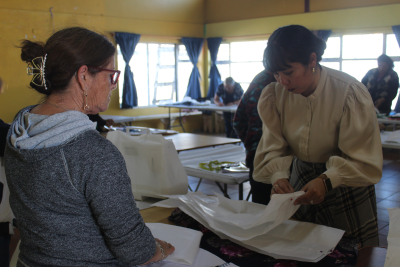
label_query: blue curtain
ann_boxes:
[206,37,223,99]
[115,32,141,108]
[181,37,204,99]
[392,25,400,112]
[313,30,332,42]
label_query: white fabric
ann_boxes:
[146,223,203,265]
[384,208,400,267]
[143,248,226,267]
[154,192,344,262]
[107,131,188,200]
[0,157,14,233]
[178,145,248,184]
[253,66,383,189]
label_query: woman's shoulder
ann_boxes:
[322,66,368,94]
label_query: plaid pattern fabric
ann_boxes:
[290,157,379,247]
[216,82,244,104]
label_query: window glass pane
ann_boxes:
[156,85,174,101]
[386,34,400,57]
[342,60,377,81]
[240,83,250,91]
[157,68,175,83]
[178,45,189,61]
[231,40,267,62]
[217,63,230,82]
[342,34,383,59]
[177,62,192,101]
[231,62,264,84]
[320,61,340,70]
[217,43,230,61]
[323,37,340,58]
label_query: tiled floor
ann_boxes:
[188,147,400,248]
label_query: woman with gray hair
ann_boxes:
[5,27,174,267]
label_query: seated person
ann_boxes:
[214,77,244,138]
[88,113,115,132]
[0,77,13,267]
[362,54,399,115]
[5,27,174,267]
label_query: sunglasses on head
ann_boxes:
[88,66,121,85]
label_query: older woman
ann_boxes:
[362,54,399,115]
[5,27,174,266]
[253,25,382,247]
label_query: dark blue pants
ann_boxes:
[223,112,237,138]
[0,234,10,267]
[248,159,272,205]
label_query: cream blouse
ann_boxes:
[253,66,383,189]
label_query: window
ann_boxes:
[216,40,268,91]
[117,43,191,107]
[321,33,400,109]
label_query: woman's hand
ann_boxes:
[142,238,175,265]
[271,178,294,196]
[293,177,326,205]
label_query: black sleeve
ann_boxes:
[387,71,400,103]
[87,114,106,132]
[0,119,10,157]
[361,70,371,87]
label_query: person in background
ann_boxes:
[233,68,275,205]
[5,27,174,267]
[88,113,115,132]
[254,25,382,247]
[362,54,399,115]
[0,77,13,267]
[214,77,244,138]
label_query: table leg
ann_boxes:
[188,185,193,192]
[179,108,186,132]
[239,183,243,200]
[195,178,203,192]
[168,107,171,130]
[246,189,252,201]
[215,182,230,199]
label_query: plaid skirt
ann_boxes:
[289,157,379,247]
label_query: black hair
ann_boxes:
[378,54,394,69]
[20,27,116,95]
[263,25,327,73]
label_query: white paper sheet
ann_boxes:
[143,248,226,267]
[136,198,164,210]
[153,194,345,262]
[146,223,203,265]
[163,191,304,241]
[384,208,400,267]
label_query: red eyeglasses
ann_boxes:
[88,66,121,85]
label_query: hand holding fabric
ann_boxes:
[271,178,294,196]
[374,97,385,108]
[293,177,326,205]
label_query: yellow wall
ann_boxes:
[0,0,205,129]
[205,3,400,38]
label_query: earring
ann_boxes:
[84,91,89,110]
[312,67,316,74]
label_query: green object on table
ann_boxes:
[199,160,235,172]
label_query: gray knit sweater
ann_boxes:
[5,107,156,266]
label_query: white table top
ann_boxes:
[178,144,248,185]
[381,131,400,149]
[159,104,238,113]
[378,118,400,124]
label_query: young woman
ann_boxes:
[253,25,382,247]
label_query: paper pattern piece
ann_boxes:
[143,248,226,267]
[146,223,203,265]
[384,208,400,267]
[154,192,345,262]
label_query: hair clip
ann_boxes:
[27,54,47,90]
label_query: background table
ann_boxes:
[164,133,241,152]
[158,104,238,131]
[177,144,249,200]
